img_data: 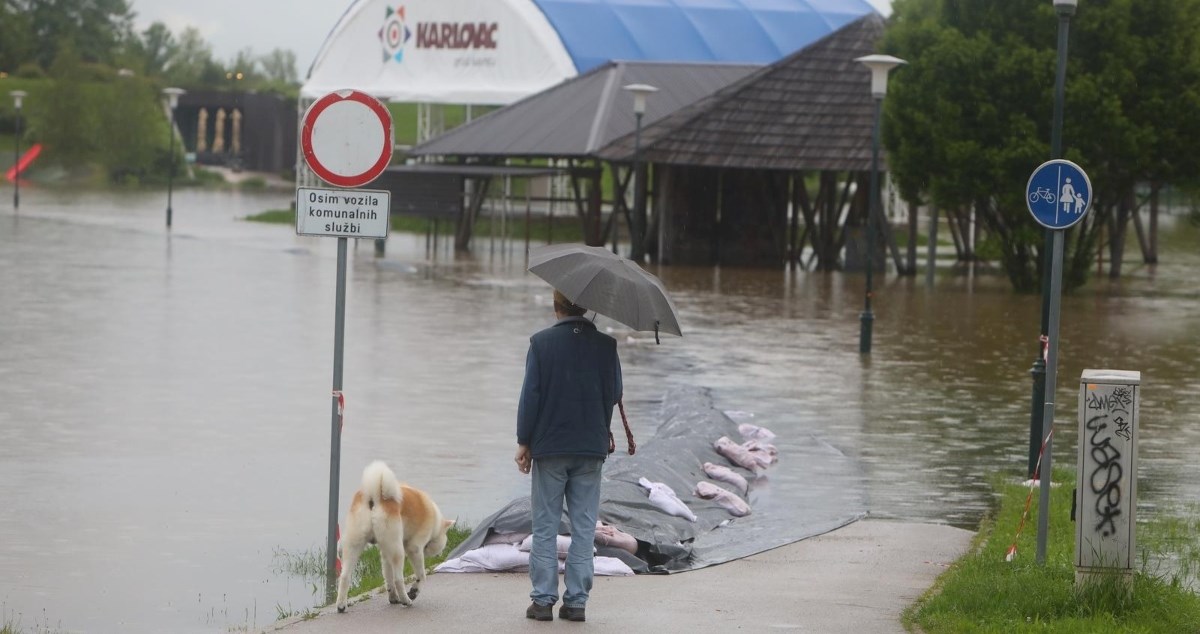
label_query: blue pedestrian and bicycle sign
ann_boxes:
[1026,159,1092,230]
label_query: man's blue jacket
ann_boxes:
[517,316,623,459]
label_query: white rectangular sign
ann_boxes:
[296,187,391,239]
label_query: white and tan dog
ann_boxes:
[336,460,454,612]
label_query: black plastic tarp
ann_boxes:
[447,386,866,573]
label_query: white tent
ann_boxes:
[302,0,576,105]
[301,0,882,106]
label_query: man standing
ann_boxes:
[516,290,623,623]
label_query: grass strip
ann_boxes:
[904,468,1200,633]
[272,523,473,615]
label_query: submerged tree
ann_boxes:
[882,0,1200,291]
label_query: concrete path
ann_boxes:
[267,519,973,633]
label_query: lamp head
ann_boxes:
[1053,0,1077,16]
[622,83,659,116]
[162,87,186,109]
[855,54,907,98]
[10,90,27,109]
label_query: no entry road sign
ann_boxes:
[1026,159,1091,230]
[301,90,394,188]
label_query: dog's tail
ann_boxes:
[361,460,403,509]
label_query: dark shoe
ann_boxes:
[558,605,586,622]
[526,602,553,621]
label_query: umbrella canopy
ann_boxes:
[528,244,682,339]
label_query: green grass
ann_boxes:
[245,209,587,244]
[271,523,472,615]
[342,523,472,599]
[1,606,64,634]
[904,469,1200,633]
[386,103,500,147]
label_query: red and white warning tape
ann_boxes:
[1005,428,1054,562]
[333,390,345,431]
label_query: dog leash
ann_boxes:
[608,399,637,455]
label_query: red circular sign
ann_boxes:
[301,90,393,188]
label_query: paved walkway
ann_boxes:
[268,519,973,633]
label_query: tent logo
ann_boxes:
[379,5,412,63]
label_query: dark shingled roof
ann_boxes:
[595,14,888,172]
[409,61,759,159]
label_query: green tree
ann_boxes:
[229,47,261,81]
[882,0,1200,291]
[165,26,224,87]
[31,41,168,181]
[13,0,134,70]
[0,1,37,73]
[259,48,298,84]
[95,77,164,183]
[130,21,177,77]
[35,42,99,166]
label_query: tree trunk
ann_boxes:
[1107,189,1135,279]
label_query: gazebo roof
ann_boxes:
[409,61,760,158]
[597,13,888,172]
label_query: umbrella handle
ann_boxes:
[655,321,660,345]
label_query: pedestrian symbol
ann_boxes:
[1026,159,1091,230]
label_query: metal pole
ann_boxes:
[13,104,20,211]
[326,236,348,601]
[166,105,176,229]
[612,177,620,255]
[656,163,665,265]
[860,96,882,354]
[1037,229,1064,563]
[1028,2,1073,478]
[632,111,645,262]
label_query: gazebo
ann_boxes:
[407,14,915,271]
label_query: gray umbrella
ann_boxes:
[528,244,682,342]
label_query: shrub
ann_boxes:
[15,62,44,79]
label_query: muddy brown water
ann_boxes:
[1,188,1197,632]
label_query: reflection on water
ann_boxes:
[1,188,1198,631]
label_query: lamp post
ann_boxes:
[10,90,27,210]
[163,87,185,229]
[623,83,658,263]
[1031,0,1077,565]
[1028,0,1076,480]
[855,55,906,354]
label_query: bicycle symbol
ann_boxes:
[1029,187,1056,204]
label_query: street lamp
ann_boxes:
[10,90,27,210]
[1029,0,1077,565]
[623,83,657,262]
[855,54,906,354]
[1028,0,1078,478]
[163,87,186,229]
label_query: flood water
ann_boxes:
[1,187,1198,632]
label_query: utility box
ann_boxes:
[1075,369,1140,585]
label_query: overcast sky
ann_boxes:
[129,0,893,81]
[130,0,351,77]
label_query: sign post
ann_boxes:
[299,89,393,601]
[1025,158,1091,563]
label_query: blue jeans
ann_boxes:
[529,455,604,608]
